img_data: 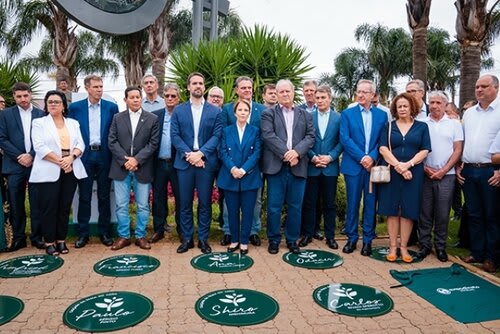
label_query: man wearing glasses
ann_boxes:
[406,79,428,120]
[149,83,182,243]
[207,87,224,109]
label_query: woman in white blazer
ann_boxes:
[30,90,87,256]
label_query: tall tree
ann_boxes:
[407,0,432,83]
[455,0,500,107]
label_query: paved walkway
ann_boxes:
[0,237,499,334]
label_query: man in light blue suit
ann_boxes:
[220,76,266,247]
[300,86,343,249]
[340,79,388,256]
[171,72,223,254]
[68,75,119,248]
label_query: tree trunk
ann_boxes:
[412,27,428,82]
[123,34,145,87]
[459,43,481,108]
[149,3,173,94]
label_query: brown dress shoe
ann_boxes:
[461,255,482,264]
[135,237,151,250]
[111,237,131,251]
[482,260,497,273]
[148,232,165,243]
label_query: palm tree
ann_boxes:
[0,58,40,106]
[455,0,500,107]
[406,0,432,82]
[19,31,119,91]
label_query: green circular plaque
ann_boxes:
[0,255,64,278]
[63,291,153,332]
[191,252,254,273]
[94,255,160,277]
[0,295,24,326]
[370,247,423,263]
[283,249,343,269]
[313,283,393,317]
[195,289,279,326]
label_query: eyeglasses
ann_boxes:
[356,90,373,95]
[209,95,223,99]
[47,100,62,105]
[406,89,422,94]
[164,94,178,99]
[0,100,5,104]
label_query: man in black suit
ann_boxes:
[108,86,159,250]
[0,82,45,251]
[150,83,181,243]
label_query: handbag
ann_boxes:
[369,121,392,190]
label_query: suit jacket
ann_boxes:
[108,110,159,183]
[0,105,45,174]
[29,115,87,182]
[260,104,315,178]
[339,104,388,176]
[151,108,176,160]
[217,124,262,192]
[68,98,119,165]
[170,101,223,172]
[222,100,265,127]
[307,109,343,176]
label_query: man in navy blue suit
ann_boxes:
[0,82,44,251]
[68,75,119,248]
[171,72,223,254]
[340,79,388,256]
[220,76,266,247]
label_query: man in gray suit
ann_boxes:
[108,86,159,250]
[261,79,315,254]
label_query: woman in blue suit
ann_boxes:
[217,100,262,255]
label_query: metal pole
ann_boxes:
[192,0,203,47]
[209,0,219,41]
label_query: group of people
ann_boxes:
[0,72,498,273]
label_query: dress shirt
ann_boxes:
[88,100,101,145]
[359,105,372,154]
[281,105,294,150]
[191,99,204,150]
[304,104,317,113]
[18,104,33,153]
[318,109,330,139]
[141,96,165,112]
[462,98,500,163]
[489,130,500,154]
[423,114,463,175]
[129,109,142,156]
[237,123,246,143]
[415,104,428,120]
[158,111,172,159]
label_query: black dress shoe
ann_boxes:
[100,235,113,247]
[46,244,59,256]
[436,249,448,262]
[240,248,248,255]
[326,239,338,249]
[7,239,27,252]
[249,234,261,246]
[198,240,212,254]
[452,241,469,249]
[287,242,300,254]
[220,234,231,246]
[361,243,372,256]
[56,241,69,254]
[342,241,356,254]
[176,240,194,253]
[268,242,279,254]
[148,232,165,243]
[227,243,240,253]
[298,236,312,247]
[313,231,324,240]
[75,237,89,249]
[31,239,45,249]
[416,248,431,259]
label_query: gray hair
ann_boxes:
[357,79,376,93]
[276,79,295,91]
[406,79,425,91]
[303,80,318,88]
[315,85,332,98]
[163,83,180,94]
[208,86,224,97]
[428,90,448,103]
[142,74,158,84]
[235,76,253,88]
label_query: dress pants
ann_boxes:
[225,188,258,244]
[152,159,180,233]
[177,165,215,242]
[77,150,112,238]
[266,166,306,244]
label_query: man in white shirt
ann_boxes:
[418,91,463,262]
[457,74,500,273]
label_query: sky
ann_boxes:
[27,0,500,106]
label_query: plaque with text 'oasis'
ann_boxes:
[0,255,64,278]
[93,254,160,277]
[283,249,343,269]
[191,252,253,273]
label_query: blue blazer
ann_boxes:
[0,105,44,174]
[170,101,223,172]
[222,100,265,127]
[307,109,343,176]
[217,124,262,192]
[68,98,119,165]
[339,105,388,176]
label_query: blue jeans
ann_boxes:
[113,172,150,239]
[266,167,306,244]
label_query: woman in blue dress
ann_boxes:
[378,93,431,263]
